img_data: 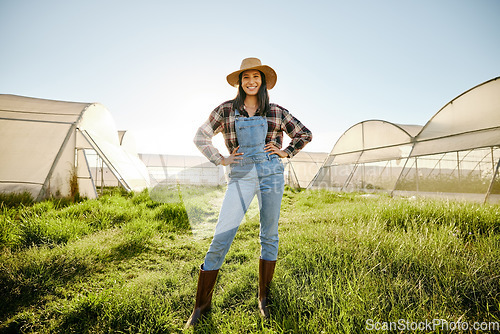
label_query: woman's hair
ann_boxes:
[232,70,270,116]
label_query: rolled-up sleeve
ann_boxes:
[193,107,225,165]
[281,109,313,158]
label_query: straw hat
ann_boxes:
[226,57,277,89]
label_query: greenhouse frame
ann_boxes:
[283,150,328,189]
[309,77,500,204]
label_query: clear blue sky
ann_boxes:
[1,0,499,156]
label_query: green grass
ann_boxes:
[0,188,499,333]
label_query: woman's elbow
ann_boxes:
[305,131,313,144]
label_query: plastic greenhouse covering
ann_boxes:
[309,77,500,204]
[283,151,328,189]
[0,95,150,200]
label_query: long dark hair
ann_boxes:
[232,70,270,116]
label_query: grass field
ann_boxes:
[0,187,499,333]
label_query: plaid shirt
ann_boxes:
[194,100,312,165]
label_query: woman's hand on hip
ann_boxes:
[264,143,289,158]
[221,146,243,166]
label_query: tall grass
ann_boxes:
[0,188,499,333]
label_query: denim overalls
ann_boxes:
[203,110,285,270]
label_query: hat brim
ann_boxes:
[226,65,277,90]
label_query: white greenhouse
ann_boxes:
[0,95,150,200]
[284,151,328,189]
[139,153,226,186]
[309,77,500,204]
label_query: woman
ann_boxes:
[186,57,312,327]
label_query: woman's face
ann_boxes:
[241,70,262,96]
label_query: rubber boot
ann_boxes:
[258,259,276,319]
[185,265,219,328]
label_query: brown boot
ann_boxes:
[258,259,276,319]
[185,265,219,328]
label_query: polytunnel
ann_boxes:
[0,94,150,200]
[283,151,328,189]
[393,76,500,203]
[309,76,500,204]
[138,153,226,186]
[309,120,422,192]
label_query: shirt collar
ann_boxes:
[241,105,261,117]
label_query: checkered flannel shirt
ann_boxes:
[194,100,313,165]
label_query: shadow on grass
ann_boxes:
[0,236,153,329]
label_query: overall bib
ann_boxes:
[203,110,285,270]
